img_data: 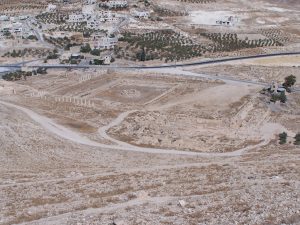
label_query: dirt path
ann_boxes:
[0,100,287,157]
[145,68,267,86]
[17,194,195,225]
[98,110,138,147]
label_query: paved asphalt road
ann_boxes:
[1,51,299,92]
[1,51,300,69]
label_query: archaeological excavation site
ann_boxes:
[0,0,299,224]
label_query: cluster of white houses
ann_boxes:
[0,15,34,39]
[68,11,121,28]
[67,3,123,29]
[0,22,34,39]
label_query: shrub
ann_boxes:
[27,35,38,41]
[279,132,287,145]
[93,59,104,65]
[47,53,59,60]
[37,67,47,74]
[271,92,287,103]
[294,133,300,145]
[90,49,101,56]
[70,59,79,64]
[283,75,296,88]
[80,43,91,53]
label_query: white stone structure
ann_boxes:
[100,0,128,9]
[82,4,96,16]
[0,15,10,21]
[68,13,86,23]
[84,0,97,4]
[86,11,119,29]
[102,55,112,65]
[132,11,150,19]
[93,36,118,49]
[19,15,29,20]
[216,16,239,27]
[46,4,57,13]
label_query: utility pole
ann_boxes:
[21,28,25,67]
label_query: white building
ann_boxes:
[0,15,10,21]
[86,11,119,29]
[101,54,112,64]
[132,11,150,19]
[93,36,118,49]
[216,16,239,27]
[98,10,114,18]
[82,4,96,16]
[46,4,57,13]
[68,13,86,23]
[100,0,128,9]
[87,20,96,29]
[0,26,11,34]
[84,0,97,4]
[19,15,29,20]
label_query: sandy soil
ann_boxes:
[0,85,299,224]
[0,0,299,224]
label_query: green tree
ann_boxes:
[294,133,300,145]
[279,92,287,103]
[11,50,17,57]
[271,92,287,103]
[92,59,104,65]
[37,67,47,74]
[80,43,91,53]
[283,75,296,88]
[139,48,146,61]
[90,49,101,56]
[279,132,287,145]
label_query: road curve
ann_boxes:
[98,110,138,147]
[0,100,284,157]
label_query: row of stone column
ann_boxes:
[28,92,95,108]
[78,70,107,83]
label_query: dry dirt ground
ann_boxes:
[0,66,299,225]
[0,0,300,224]
[191,55,300,87]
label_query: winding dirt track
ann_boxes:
[0,100,288,157]
[98,110,138,147]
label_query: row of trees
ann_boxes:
[43,35,80,50]
[119,30,286,63]
[120,31,203,62]
[201,32,283,53]
[36,12,67,24]
[2,68,47,81]
[261,29,290,44]
[153,6,188,17]
[2,48,51,58]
